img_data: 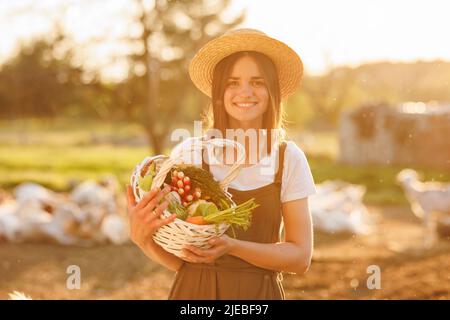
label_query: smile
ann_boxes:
[233,102,258,108]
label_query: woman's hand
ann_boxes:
[181,234,237,264]
[126,184,176,249]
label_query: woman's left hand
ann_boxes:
[181,234,236,264]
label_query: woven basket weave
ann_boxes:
[130,138,245,257]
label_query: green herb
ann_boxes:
[204,198,259,231]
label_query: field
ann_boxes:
[1,119,449,204]
[0,119,449,300]
[1,204,448,300]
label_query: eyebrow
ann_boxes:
[227,77,264,80]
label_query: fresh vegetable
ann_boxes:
[203,198,258,231]
[183,197,257,231]
[168,169,202,207]
[164,165,233,210]
[140,160,156,177]
[165,190,188,220]
[185,216,210,225]
[137,160,156,192]
[157,163,258,232]
[186,199,208,217]
[138,174,153,192]
[194,202,219,217]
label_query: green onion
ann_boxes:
[204,198,259,232]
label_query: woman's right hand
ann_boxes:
[126,184,176,248]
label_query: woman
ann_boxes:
[126,28,317,299]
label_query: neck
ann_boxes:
[223,117,269,166]
[227,116,263,131]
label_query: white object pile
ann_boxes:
[0,176,129,246]
[309,180,372,235]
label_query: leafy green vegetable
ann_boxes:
[194,202,219,217]
[138,175,153,192]
[165,191,187,220]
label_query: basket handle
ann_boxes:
[150,138,246,192]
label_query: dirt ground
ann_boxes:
[1,205,449,300]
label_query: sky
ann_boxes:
[229,0,450,74]
[1,0,450,79]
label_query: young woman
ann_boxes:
[126,28,317,300]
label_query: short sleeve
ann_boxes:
[281,141,317,203]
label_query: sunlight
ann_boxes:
[1,0,449,78]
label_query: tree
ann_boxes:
[301,68,357,129]
[0,32,85,118]
[124,0,245,153]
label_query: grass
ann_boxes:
[0,144,150,191]
[307,155,450,205]
[0,118,145,147]
[0,119,448,205]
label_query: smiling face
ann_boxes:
[223,55,269,129]
[207,51,282,157]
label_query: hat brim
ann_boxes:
[189,32,303,100]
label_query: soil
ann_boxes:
[1,205,449,300]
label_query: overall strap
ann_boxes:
[201,136,210,172]
[201,154,210,172]
[274,141,287,185]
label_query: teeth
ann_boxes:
[234,102,257,107]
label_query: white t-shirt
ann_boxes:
[170,137,317,203]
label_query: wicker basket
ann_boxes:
[130,138,245,258]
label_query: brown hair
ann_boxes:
[202,51,286,155]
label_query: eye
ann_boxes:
[227,80,239,87]
[252,80,265,87]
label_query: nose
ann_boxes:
[238,82,254,97]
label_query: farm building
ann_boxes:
[339,102,450,169]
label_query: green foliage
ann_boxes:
[0,36,86,118]
[289,60,450,129]
[1,120,448,206]
[308,155,450,205]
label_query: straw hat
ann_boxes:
[189,28,303,100]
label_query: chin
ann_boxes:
[226,108,266,126]
[229,113,262,124]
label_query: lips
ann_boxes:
[233,102,258,108]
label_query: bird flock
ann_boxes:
[2,169,447,247]
[0,176,129,246]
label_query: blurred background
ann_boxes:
[0,0,449,300]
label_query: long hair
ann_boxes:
[202,51,286,155]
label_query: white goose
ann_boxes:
[309,180,371,235]
[396,168,450,247]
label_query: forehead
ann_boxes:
[229,56,262,77]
